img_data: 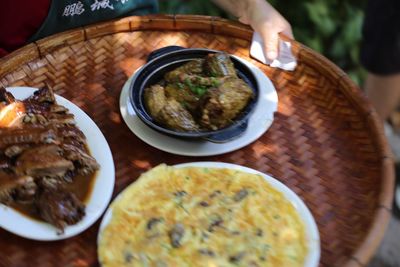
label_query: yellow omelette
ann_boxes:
[98,164,308,267]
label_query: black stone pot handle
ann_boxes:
[204,120,249,143]
[147,46,186,62]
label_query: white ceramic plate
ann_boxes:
[0,87,115,241]
[119,56,278,156]
[98,162,320,267]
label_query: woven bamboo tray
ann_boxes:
[0,15,394,267]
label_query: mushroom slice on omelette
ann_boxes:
[98,164,308,267]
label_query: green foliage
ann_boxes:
[270,0,367,85]
[159,0,367,85]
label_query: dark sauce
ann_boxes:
[9,146,98,222]
[10,172,97,222]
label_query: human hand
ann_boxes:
[239,0,293,60]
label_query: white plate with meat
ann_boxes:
[0,87,115,241]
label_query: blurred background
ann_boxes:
[160,0,367,86]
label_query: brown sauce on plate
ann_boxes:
[7,143,98,222]
[0,87,101,229]
[10,171,97,221]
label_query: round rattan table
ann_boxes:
[0,15,394,267]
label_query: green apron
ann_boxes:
[29,0,158,42]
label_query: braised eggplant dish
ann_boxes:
[0,87,99,233]
[144,53,254,131]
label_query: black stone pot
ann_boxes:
[129,45,259,143]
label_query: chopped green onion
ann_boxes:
[177,83,184,89]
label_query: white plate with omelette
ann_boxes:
[98,162,320,267]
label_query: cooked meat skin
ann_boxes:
[57,125,85,142]
[0,126,58,149]
[204,53,237,77]
[164,83,200,113]
[47,113,75,125]
[14,177,37,204]
[62,144,99,175]
[159,98,199,131]
[144,84,167,119]
[36,187,85,232]
[0,87,74,129]
[23,102,51,117]
[164,59,204,82]
[62,138,86,151]
[0,172,34,204]
[167,73,226,88]
[0,87,16,104]
[15,144,74,178]
[200,77,254,130]
[164,59,225,87]
[4,144,31,158]
[26,87,56,104]
[23,87,75,127]
[144,85,199,131]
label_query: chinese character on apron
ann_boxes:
[29,0,158,42]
